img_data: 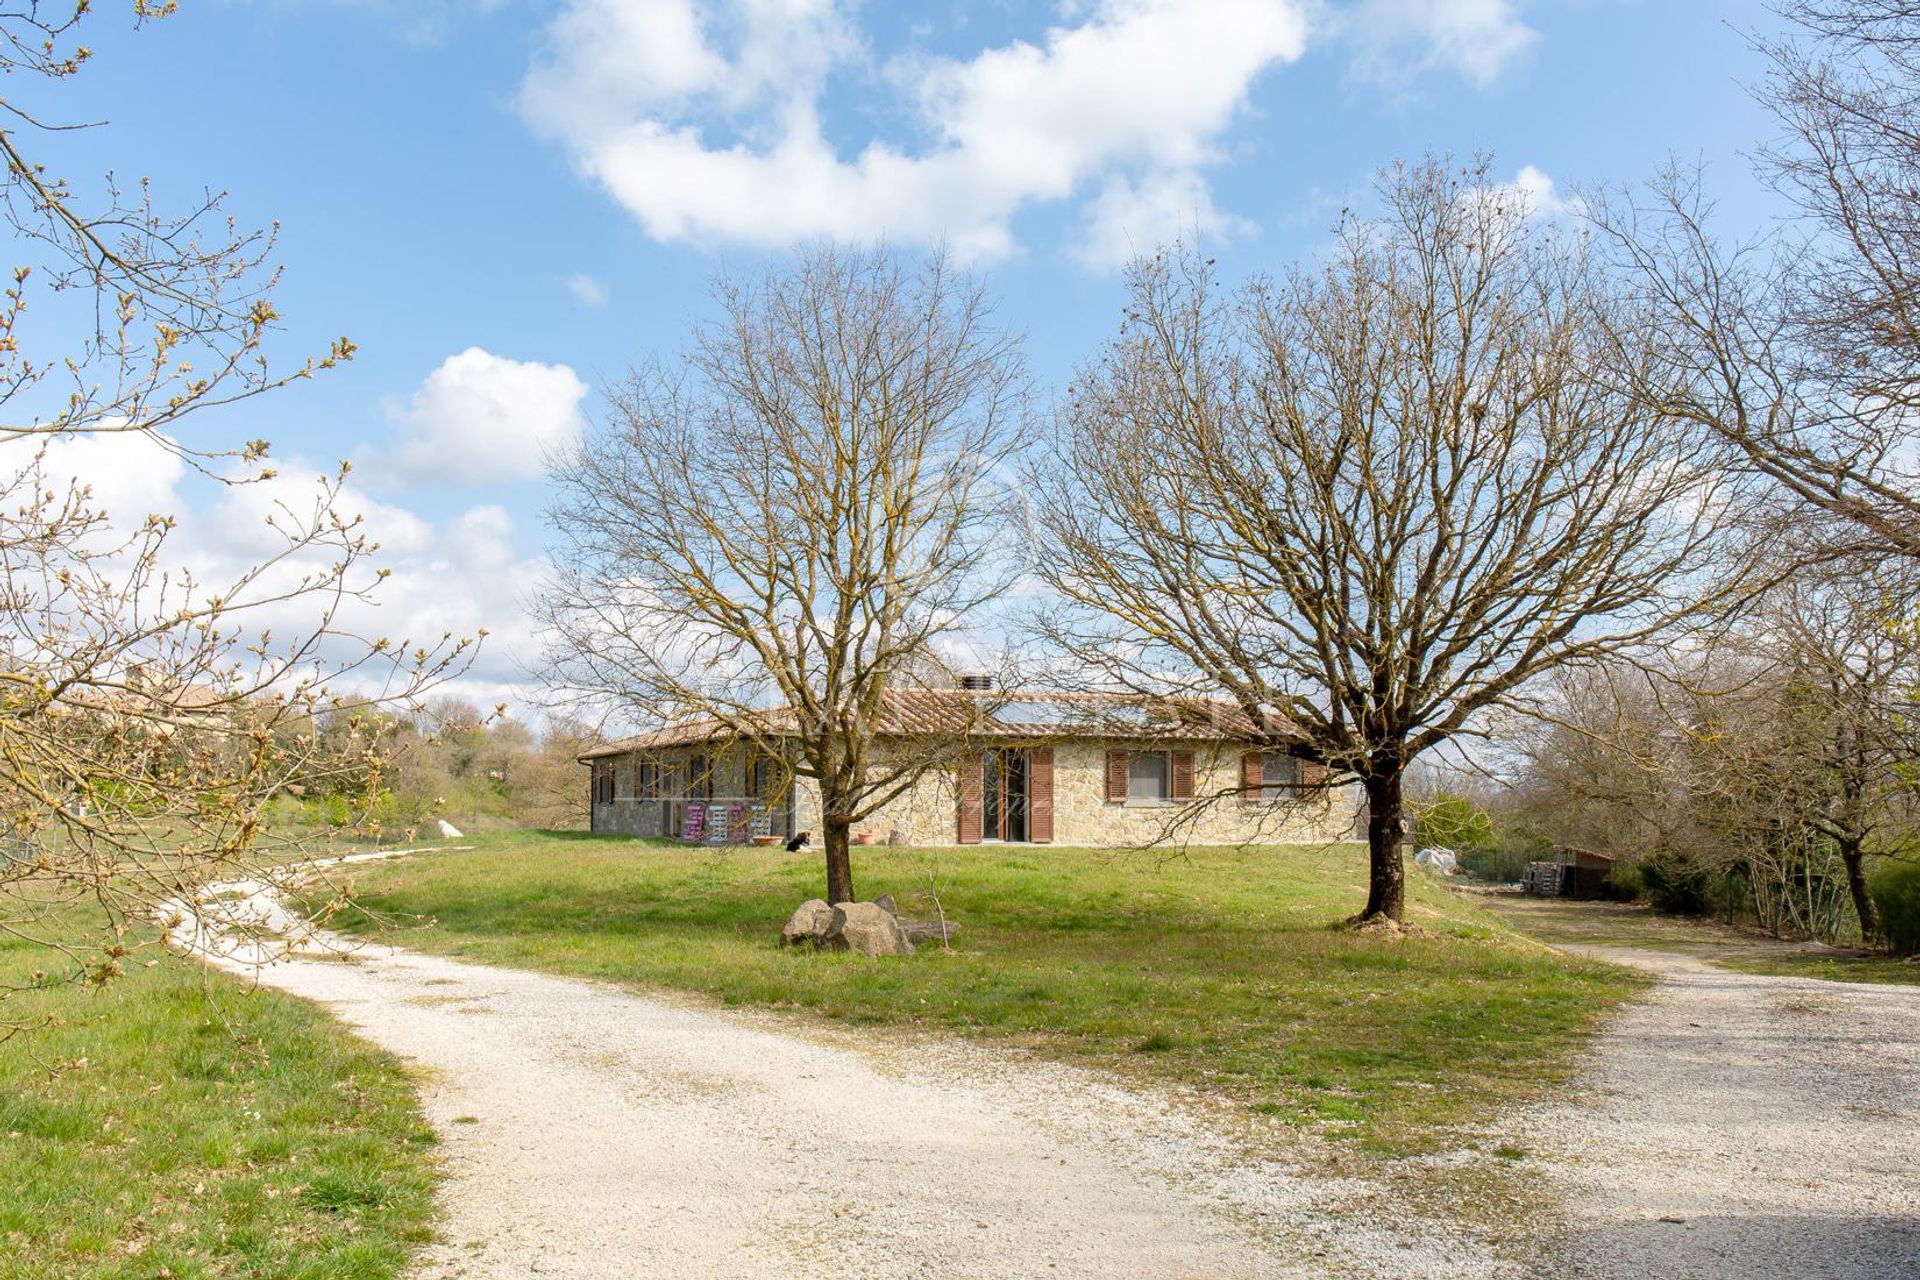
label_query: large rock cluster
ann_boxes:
[780,896,957,957]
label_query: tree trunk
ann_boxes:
[823,816,855,905]
[1360,768,1406,923]
[1839,843,1881,944]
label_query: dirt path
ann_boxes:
[175,859,1503,1280]
[1504,942,1920,1280]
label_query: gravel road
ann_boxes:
[185,860,1499,1280]
[1509,946,1920,1280]
[175,862,1920,1279]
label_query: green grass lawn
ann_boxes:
[325,830,1644,1155]
[0,920,438,1280]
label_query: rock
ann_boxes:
[870,893,898,917]
[900,918,959,947]
[826,901,916,957]
[780,899,836,948]
[436,818,464,838]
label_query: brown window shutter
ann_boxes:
[1105,749,1128,804]
[1028,748,1054,843]
[957,753,984,844]
[1242,751,1264,805]
[1300,760,1330,793]
[1171,750,1195,801]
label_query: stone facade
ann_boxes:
[589,745,796,842]
[594,737,1358,849]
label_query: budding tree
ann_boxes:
[0,4,471,1005]
[541,247,1025,904]
[1034,158,1760,924]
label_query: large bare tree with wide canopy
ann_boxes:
[1034,159,1762,924]
[541,247,1027,905]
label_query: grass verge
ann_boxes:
[326,830,1643,1155]
[0,919,437,1280]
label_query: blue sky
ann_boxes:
[49,0,1791,716]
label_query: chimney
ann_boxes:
[958,674,994,692]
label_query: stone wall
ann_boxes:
[814,739,1360,849]
[592,738,1360,848]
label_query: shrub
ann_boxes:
[1637,854,1715,916]
[1606,859,1645,900]
[1457,844,1532,882]
[1869,858,1920,956]
[1414,792,1494,852]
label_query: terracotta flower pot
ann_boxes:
[751,834,781,847]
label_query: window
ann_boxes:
[1262,753,1300,802]
[592,762,615,805]
[1128,751,1170,803]
[637,760,659,801]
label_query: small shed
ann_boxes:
[1523,845,1617,899]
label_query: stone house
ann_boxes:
[579,686,1357,848]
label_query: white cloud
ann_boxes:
[1075,169,1252,269]
[1501,163,1579,217]
[383,347,589,487]
[1468,164,1582,224]
[31,430,186,525]
[565,273,610,307]
[2,430,551,713]
[1342,0,1536,89]
[519,0,1310,266]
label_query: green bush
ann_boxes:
[1606,859,1645,900]
[1457,845,1532,882]
[1869,859,1920,955]
[1637,855,1715,915]
[1414,792,1494,852]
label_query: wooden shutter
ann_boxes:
[1028,748,1054,843]
[1300,760,1330,793]
[1171,750,1195,801]
[1242,751,1264,805]
[1105,749,1129,804]
[957,753,984,844]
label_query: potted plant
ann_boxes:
[751,834,781,847]
[853,830,877,846]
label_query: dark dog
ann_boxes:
[784,830,811,853]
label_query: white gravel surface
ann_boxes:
[180,857,1502,1280]
[173,857,1920,1279]
[1508,946,1920,1280]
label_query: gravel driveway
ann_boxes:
[177,863,1920,1279]
[1508,946,1920,1280]
[188,861,1500,1280]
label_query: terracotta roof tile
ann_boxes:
[577,689,1301,760]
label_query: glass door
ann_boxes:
[982,749,1030,842]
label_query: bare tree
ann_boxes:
[541,247,1026,904]
[1513,566,1920,945]
[0,5,473,1001]
[1033,158,1760,924]
[1595,3,1920,555]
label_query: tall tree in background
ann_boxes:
[0,4,469,993]
[1599,2,1920,556]
[541,248,1026,905]
[1510,562,1920,944]
[1034,159,1760,924]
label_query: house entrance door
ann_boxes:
[982,748,1029,843]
